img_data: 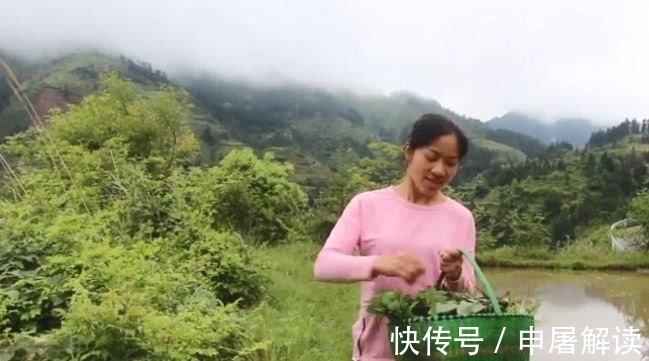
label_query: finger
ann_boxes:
[397,268,412,280]
[443,264,462,273]
[402,265,422,281]
[407,271,421,284]
[404,253,421,262]
[441,251,460,262]
[404,256,424,271]
[441,248,460,257]
[412,259,425,273]
[441,261,458,271]
[441,260,461,270]
[402,263,419,277]
[403,272,418,284]
[410,257,424,269]
[410,264,425,276]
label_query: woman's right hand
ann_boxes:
[371,252,425,284]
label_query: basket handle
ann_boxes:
[434,249,502,315]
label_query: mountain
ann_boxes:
[0,50,547,187]
[2,50,649,255]
[486,111,602,147]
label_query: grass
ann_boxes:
[249,235,649,360]
[478,245,649,270]
[613,223,643,240]
[480,224,649,270]
[251,242,359,361]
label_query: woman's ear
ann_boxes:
[402,143,412,164]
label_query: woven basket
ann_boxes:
[387,249,535,361]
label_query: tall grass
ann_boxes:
[251,242,359,361]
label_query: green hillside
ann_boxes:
[463,125,649,255]
[2,51,648,258]
[0,51,543,188]
[2,49,647,249]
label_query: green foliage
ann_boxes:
[627,189,649,250]
[462,138,649,251]
[358,141,404,186]
[0,72,313,360]
[47,72,200,170]
[202,148,309,244]
[367,288,540,323]
[304,144,401,243]
[0,240,264,360]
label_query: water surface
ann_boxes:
[484,268,649,361]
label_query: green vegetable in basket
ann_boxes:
[378,250,539,361]
[410,287,438,316]
[367,290,412,321]
[368,287,540,323]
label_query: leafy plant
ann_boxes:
[368,287,540,322]
[0,72,303,360]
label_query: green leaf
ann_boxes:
[457,301,487,315]
[3,289,19,299]
[435,302,458,315]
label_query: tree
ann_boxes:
[627,188,649,250]
[202,147,309,244]
[358,141,404,186]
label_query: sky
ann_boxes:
[1,0,648,125]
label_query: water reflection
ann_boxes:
[483,268,649,361]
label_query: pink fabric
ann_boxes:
[313,186,477,361]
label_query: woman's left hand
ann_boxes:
[439,249,462,281]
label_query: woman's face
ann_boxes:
[404,134,460,197]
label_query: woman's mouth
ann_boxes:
[424,177,443,190]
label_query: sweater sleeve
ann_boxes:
[313,193,378,283]
[442,212,477,293]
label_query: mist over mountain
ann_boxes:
[2,0,648,126]
[0,48,558,189]
[486,111,604,147]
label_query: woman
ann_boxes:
[313,113,477,361]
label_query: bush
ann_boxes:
[1,242,265,361]
[0,72,295,360]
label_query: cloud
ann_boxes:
[1,0,647,124]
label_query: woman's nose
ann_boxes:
[430,162,445,175]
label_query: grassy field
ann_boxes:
[252,242,359,361]
[250,236,649,361]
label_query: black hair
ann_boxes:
[406,113,469,160]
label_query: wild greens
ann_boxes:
[368,287,540,322]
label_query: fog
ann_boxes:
[1,0,648,125]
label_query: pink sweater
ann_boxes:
[313,186,477,361]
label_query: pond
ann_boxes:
[484,268,649,360]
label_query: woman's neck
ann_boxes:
[393,178,446,206]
